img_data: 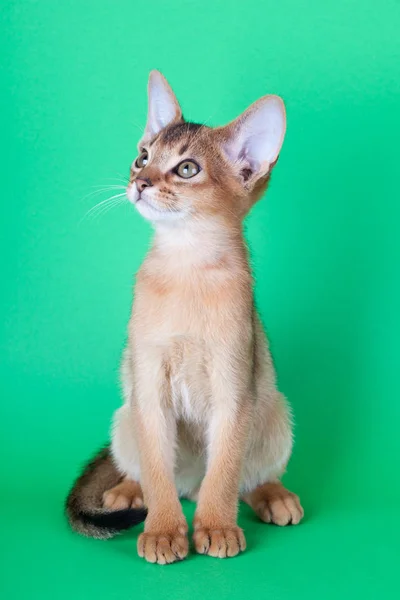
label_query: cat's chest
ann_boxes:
[167,339,211,423]
[134,265,240,335]
[170,376,196,422]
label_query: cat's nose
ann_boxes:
[135,178,153,193]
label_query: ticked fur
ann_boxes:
[66,71,303,562]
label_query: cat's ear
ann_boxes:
[221,95,286,181]
[140,70,182,145]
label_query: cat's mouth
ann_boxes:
[127,184,184,222]
[137,196,165,213]
[136,194,177,221]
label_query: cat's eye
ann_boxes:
[135,150,148,169]
[174,160,200,179]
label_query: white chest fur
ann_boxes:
[170,376,195,421]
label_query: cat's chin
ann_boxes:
[135,197,184,224]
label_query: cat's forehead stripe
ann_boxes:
[179,143,189,156]
[160,121,205,144]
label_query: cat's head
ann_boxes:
[127,71,286,225]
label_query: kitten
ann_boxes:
[66,71,303,563]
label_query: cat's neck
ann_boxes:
[149,215,248,272]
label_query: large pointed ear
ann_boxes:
[220,95,286,182]
[139,70,182,146]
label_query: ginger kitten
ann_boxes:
[66,71,303,563]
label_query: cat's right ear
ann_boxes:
[219,95,286,184]
[139,71,182,146]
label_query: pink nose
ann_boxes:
[136,178,152,193]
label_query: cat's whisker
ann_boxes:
[80,185,126,204]
[95,193,128,211]
[90,183,127,189]
[129,119,144,134]
[91,197,127,220]
[88,201,125,222]
[115,172,130,183]
[89,195,127,220]
[96,177,129,186]
[80,192,127,223]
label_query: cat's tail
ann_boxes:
[65,446,147,539]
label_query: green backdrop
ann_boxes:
[1,1,399,598]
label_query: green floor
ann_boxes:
[2,1,400,598]
[3,496,397,599]
[1,376,399,599]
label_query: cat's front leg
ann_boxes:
[193,342,252,558]
[132,352,188,564]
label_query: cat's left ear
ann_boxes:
[220,95,286,182]
[140,70,182,146]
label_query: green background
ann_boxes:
[1,1,399,598]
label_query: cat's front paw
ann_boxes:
[138,530,188,564]
[193,525,246,558]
